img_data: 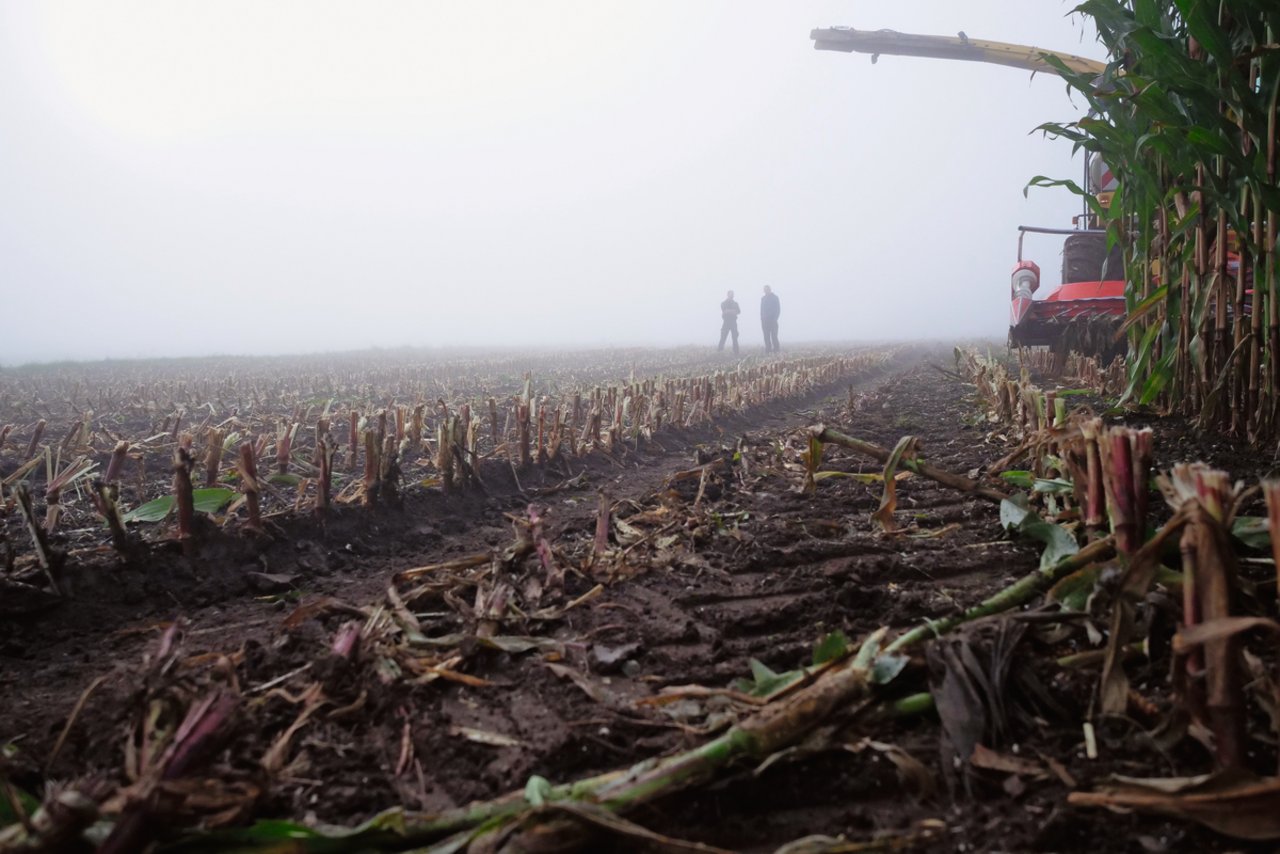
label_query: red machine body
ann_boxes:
[1009,228,1127,351]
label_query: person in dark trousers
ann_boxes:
[760,285,781,352]
[718,290,741,354]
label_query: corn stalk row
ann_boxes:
[0,349,896,594]
[1039,1,1280,441]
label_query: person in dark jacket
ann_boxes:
[718,290,741,354]
[760,285,781,353]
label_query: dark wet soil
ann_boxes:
[1,345,1274,853]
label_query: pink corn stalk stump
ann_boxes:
[348,410,360,471]
[380,435,400,505]
[91,479,130,553]
[363,430,381,507]
[237,442,264,534]
[23,419,46,460]
[172,447,197,557]
[311,416,330,466]
[276,421,297,475]
[1164,464,1246,771]
[315,435,334,518]
[203,429,224,488]
[517,404,531,469]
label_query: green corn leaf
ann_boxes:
[1001,498,1079,571]
[1024,518,1080,571]
[739,659,804,697]
[123,495,175,523]
[524,775,553,807]
[1000,471,1035,489]
[1231,516,1270,551]
[812,630,850,666]
[871,652,909,686]
[162,807,409,852]
[123,488,235,523]
[0,781,40,829]
[193,488,236,515]
[1185,126,1236,158]
[1171,0,1233,63]
[1000,496,1031,530]
[1119,322,1162,405]
[1138,348,1177,406]
[1032,478,1075,495]
[1048,563,1104,611]
[1118,284,1169,336]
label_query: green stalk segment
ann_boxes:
[886,536,1115,653]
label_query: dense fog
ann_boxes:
[0,2,1104,365]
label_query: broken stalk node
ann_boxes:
[590,491,611,570]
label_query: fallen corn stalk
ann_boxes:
[885,535,1115,653]
[810,425,1010,504]
[1068,772,1280,841]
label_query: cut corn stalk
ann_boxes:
[237,442,264,534]
[172,447,197,557]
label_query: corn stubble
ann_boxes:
[7,340,1280,847]
[954,347,1280,836]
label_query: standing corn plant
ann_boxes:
[1034,1,1280,440]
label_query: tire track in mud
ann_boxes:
[568,359,1049,851]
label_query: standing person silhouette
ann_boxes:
[718,290,740,354]
[761,285,781,353]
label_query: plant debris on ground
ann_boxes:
[2,343,1277,853]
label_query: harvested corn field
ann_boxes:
[3,344,1277,853]
[9,3,1280,851]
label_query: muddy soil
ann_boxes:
[1,346,1273,853]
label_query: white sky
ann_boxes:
[0,2,1104,365]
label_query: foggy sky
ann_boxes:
[0,2,1105,365]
